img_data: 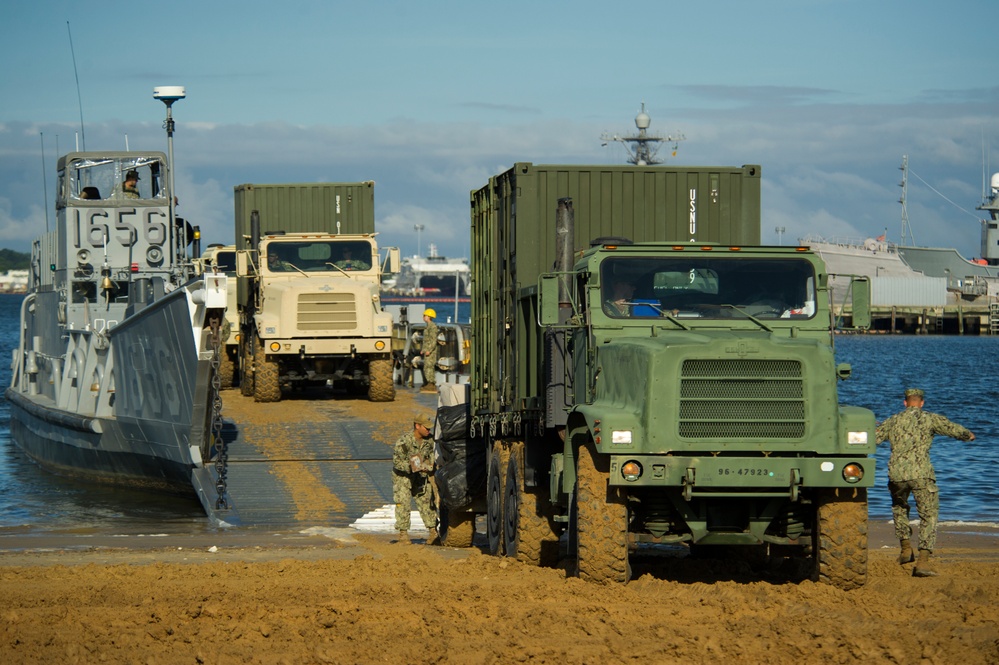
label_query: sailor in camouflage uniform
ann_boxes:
[392,411,438,544]
[419,309,439,393]
[876,388,975,577]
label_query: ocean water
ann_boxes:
[0,292,994,536]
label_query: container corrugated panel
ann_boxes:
[469,163,762,416]
[871,276,947,306]
[234,182,375,247]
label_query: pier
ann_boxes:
[834,301,999,335]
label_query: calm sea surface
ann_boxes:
[0,293,994,537]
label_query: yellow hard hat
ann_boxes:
[423,308,436,319]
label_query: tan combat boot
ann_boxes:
[426,527,439,545]
[396,531,410,544]
[913,549,939,577]
[898,539,915,565]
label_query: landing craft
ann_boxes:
[6,88,237,523]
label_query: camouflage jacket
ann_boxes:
[393,431,435,475]
[422,321,439,358]
[875,406,973,481]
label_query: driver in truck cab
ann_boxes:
[267,247,297,272]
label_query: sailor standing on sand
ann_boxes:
[876,388,976,577]
[392,412,438,544]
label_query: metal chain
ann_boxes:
[208,315,229,509]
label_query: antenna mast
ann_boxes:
[601,103,685,165]
[898,155,916,246]
[67,22,86,151]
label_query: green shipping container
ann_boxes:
[233,182,376,248]
[469,162,762,416]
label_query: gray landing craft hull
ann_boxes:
[6,278,229,515]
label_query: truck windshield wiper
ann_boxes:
[720,304,773,332]
[325,262,351,277]
[621,300,689,330]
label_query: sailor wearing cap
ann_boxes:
[876,387,976,577]
[123,170,141,199]
[392,411,438,544]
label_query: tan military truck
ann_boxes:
[233,183,400,402]
[199,244,240,388]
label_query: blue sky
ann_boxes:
[2,0,997,260]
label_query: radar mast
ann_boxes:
[601,103,685,165]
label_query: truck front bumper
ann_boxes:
[261,338,391,356]
[608,454,874,500]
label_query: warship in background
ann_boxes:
[380,243,470,304]
[801,156,999,324]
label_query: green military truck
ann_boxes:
[233,182,400,402]
[451,163,874,590]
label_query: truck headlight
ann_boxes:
[848,431,868,445]
[611,430,632,444]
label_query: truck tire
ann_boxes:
[485,442,510,556]
[253,341,281,403]
[367,356,396,402]
[504,442,559,567]
[575,440,630,584]
[217,350,236,390]
[813,486,868,591]
[240,338,254,397]
[439,504,475,548]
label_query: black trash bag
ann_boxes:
[436,437,487,509]
[436,403,468,442]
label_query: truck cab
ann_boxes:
[236,232,399,402]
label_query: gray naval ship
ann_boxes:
[5,87,235,522]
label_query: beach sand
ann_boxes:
[1,520,997,664]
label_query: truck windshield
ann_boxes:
[601,256,817,320]
[266,240,373,273]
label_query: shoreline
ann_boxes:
[0,517,995,568]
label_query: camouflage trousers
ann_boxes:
[423,352,437,385]
[393,471,437,532]
[889,478,939,551]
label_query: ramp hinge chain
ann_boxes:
[209,315,229,509]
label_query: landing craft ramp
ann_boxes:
[198,389,436,527]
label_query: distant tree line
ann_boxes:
[0,249,31,272]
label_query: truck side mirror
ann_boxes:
[387,247,401,274]
[850,277,871,329]
[235,250,254,278]
[539,274,560,326]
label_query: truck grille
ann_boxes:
[297,293,357,331]
[678,359,805,439]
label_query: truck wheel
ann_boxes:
[485,442,510,556]
[239,338,254,397]
[217,350,235,389]
[504,442,559,567]
[439,504,475,548]
[813,487,868,590]
[253,341,281,403]
[575,440,630,583]
[367,356,396,402]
